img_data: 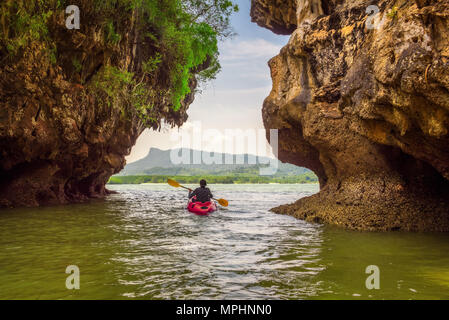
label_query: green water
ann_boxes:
[0,184,448,300]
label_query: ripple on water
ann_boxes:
[1,184,449,299]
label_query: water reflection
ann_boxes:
[0,184,448,299]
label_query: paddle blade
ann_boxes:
[167,179,180,188]
[217,198,229,207]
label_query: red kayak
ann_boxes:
[187,198,217,216]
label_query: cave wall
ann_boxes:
[252,0,449,231]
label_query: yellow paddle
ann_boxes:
[167,179,229,207]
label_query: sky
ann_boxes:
[126,0,289,163]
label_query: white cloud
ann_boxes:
[213,86,272,95]
[219,38,282,62]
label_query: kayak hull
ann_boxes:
[187,199,217,216]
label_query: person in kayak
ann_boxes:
[189,179,213,203]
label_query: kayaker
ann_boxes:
[189,179,213,203]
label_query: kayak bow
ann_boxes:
[187,199,217,216]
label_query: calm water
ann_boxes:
[0,184,449,300]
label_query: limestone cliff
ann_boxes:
[252,0,449,231]
[0,1,202,207]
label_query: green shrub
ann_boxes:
[72,57,82,73]
[142,53,162,75]
[105,20,121,45]
[90,65,133,101]
[387,6,399,20]
[89,65,157,125]
[2,6,52,55]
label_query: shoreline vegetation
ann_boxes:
[108,173,318,185]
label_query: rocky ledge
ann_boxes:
[251,0,449,231]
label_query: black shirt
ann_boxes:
[189,187,213,203]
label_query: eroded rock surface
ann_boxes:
[0,4,197,207]
[252,0,449,231]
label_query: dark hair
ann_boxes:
[200,179,207,187]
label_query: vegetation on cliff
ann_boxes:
[0,0,238,125]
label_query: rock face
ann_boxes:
[0,4,197,207]
[251,0,449,231]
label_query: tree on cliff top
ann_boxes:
[90,0,239,111]
[183,0,239,39]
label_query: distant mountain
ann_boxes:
[117,148,311,177]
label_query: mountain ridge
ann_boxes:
[118,148,311,177]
